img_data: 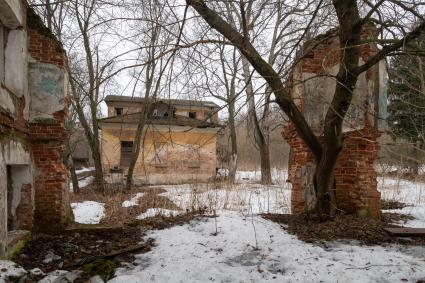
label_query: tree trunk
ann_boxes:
[70,161,80,194]
[125,108,149,190]
[241,56,272,184]
[228,99,238,183]
[312,0,362,216]
[92,145,105,193]
[259,143,272,184]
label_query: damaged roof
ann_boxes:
[98,112,221,129]
[104,95,220,109]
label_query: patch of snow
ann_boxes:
[378,177,425,205]
[383,205,425,228]
[76,167,95,174]
[29,268,45,276]
[110,212,425,283]
[69,176,95,192]
[0,261,27,282]
[30,267,45,276]
[122,193,145,208]
[79,176,95,188]
[378,176,425,227]
[216,168,229,177]
[42,250,61,264]
[90,275,105,283]
[236,169,288,185]
[136,208,181,219]
[71,201,105,224]
[38,270,81,283]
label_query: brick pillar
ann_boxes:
[29,112,70,231]
[283,126,381,218]
[27,16,71,231]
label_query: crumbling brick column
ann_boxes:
[29,113,70,231]
[283,25,385,219]
[27,13,71,232]
[284,127,381,218]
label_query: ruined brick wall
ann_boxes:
[27,19,71,231]
[29,112,70,231]
[27,29,66,68]
[284,128,381,218]
[284,25,384,218]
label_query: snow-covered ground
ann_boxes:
[70,201,105,224]
[108,171,425,282]
[4,170,425,282]
[378,176,425,228]
[110,212,425,283]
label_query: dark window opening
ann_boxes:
[120,141,133,166]
[115,108,123,116]
[189,111,197,119]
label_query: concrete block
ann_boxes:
[5,30,27,98]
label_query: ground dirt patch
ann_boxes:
[262,212,425,245]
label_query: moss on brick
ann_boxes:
[6,235,31,260]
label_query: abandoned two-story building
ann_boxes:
[0,1,70,257]
[99,95,221,184]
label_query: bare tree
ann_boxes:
[186,0,425,216]
[125,0,177,190]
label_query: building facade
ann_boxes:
[100,95,221,184]
[0,1,70,257]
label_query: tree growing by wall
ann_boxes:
[186,0,425,216]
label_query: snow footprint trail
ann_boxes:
[109,212,425,283]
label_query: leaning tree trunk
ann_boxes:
[241,56,272,184]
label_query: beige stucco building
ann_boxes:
[99,95,221,184]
